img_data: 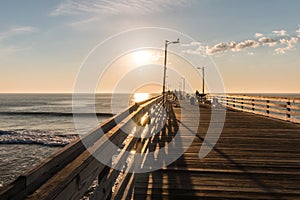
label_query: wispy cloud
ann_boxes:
[296,27,300,37]
[205,40,259,55]
[51,0,194,29]
[181,42,202,47]
[0,26,38,41]
[205,42,234,55]
[258,37,277,47]
[272,29,287,36]
[275,37,298,54]
[51,0,193,16]
[0,46,28,57]
[181,41,206,55]
[255,33,263,38]
[234,40,260,51]
[181,41,207,56]
[0,26,38,57]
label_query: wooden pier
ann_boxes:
[133,100,300,199]
[0,94,299,199]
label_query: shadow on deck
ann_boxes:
[133,101,300,199]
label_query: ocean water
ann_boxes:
[0,93,138,187]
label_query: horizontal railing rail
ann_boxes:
[0,95,163,200]
[208,94,300,123]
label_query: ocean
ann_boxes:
[0,93,139,187]
[0,93,299,187]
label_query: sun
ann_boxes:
[132,93,150,103]
[133,50,153,66]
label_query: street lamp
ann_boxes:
[181,77,185,94]
[197,67,205,102]
[162,38,180,106]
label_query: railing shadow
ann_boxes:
[133,101,195,199]
[178,106,283,199]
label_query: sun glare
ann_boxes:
[133,93,150,103]
[133,51,153,66]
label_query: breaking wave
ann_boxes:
[0,112,114,117]
[0,130,78,147]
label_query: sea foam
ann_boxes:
[0,130,78,147]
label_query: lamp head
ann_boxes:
[172,38,180,44]
[166,38,180,45]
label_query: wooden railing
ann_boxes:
[207,94,300,123]
[0,95,166,200]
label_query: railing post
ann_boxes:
[266,100,270,116]
[286,99,291,120]
[252,99,255,112]
[241,98,244,110]
[233,97,236,108]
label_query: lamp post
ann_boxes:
[162,38,180,106]
[181,76,185,95]
[197,67,205,101]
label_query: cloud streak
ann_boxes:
[51,0,193,16]
[0,26,38,57]
[0,26,38,41]
[0,46,28,57]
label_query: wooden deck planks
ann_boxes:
[133,100,300,199]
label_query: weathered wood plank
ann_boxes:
[133,100,300,200]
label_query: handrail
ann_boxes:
[111,98,174,200]
[208,94,300,123]
[0,95,163,200]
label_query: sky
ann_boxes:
[0,0,300,93]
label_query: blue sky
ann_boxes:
[0,0,300,93]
